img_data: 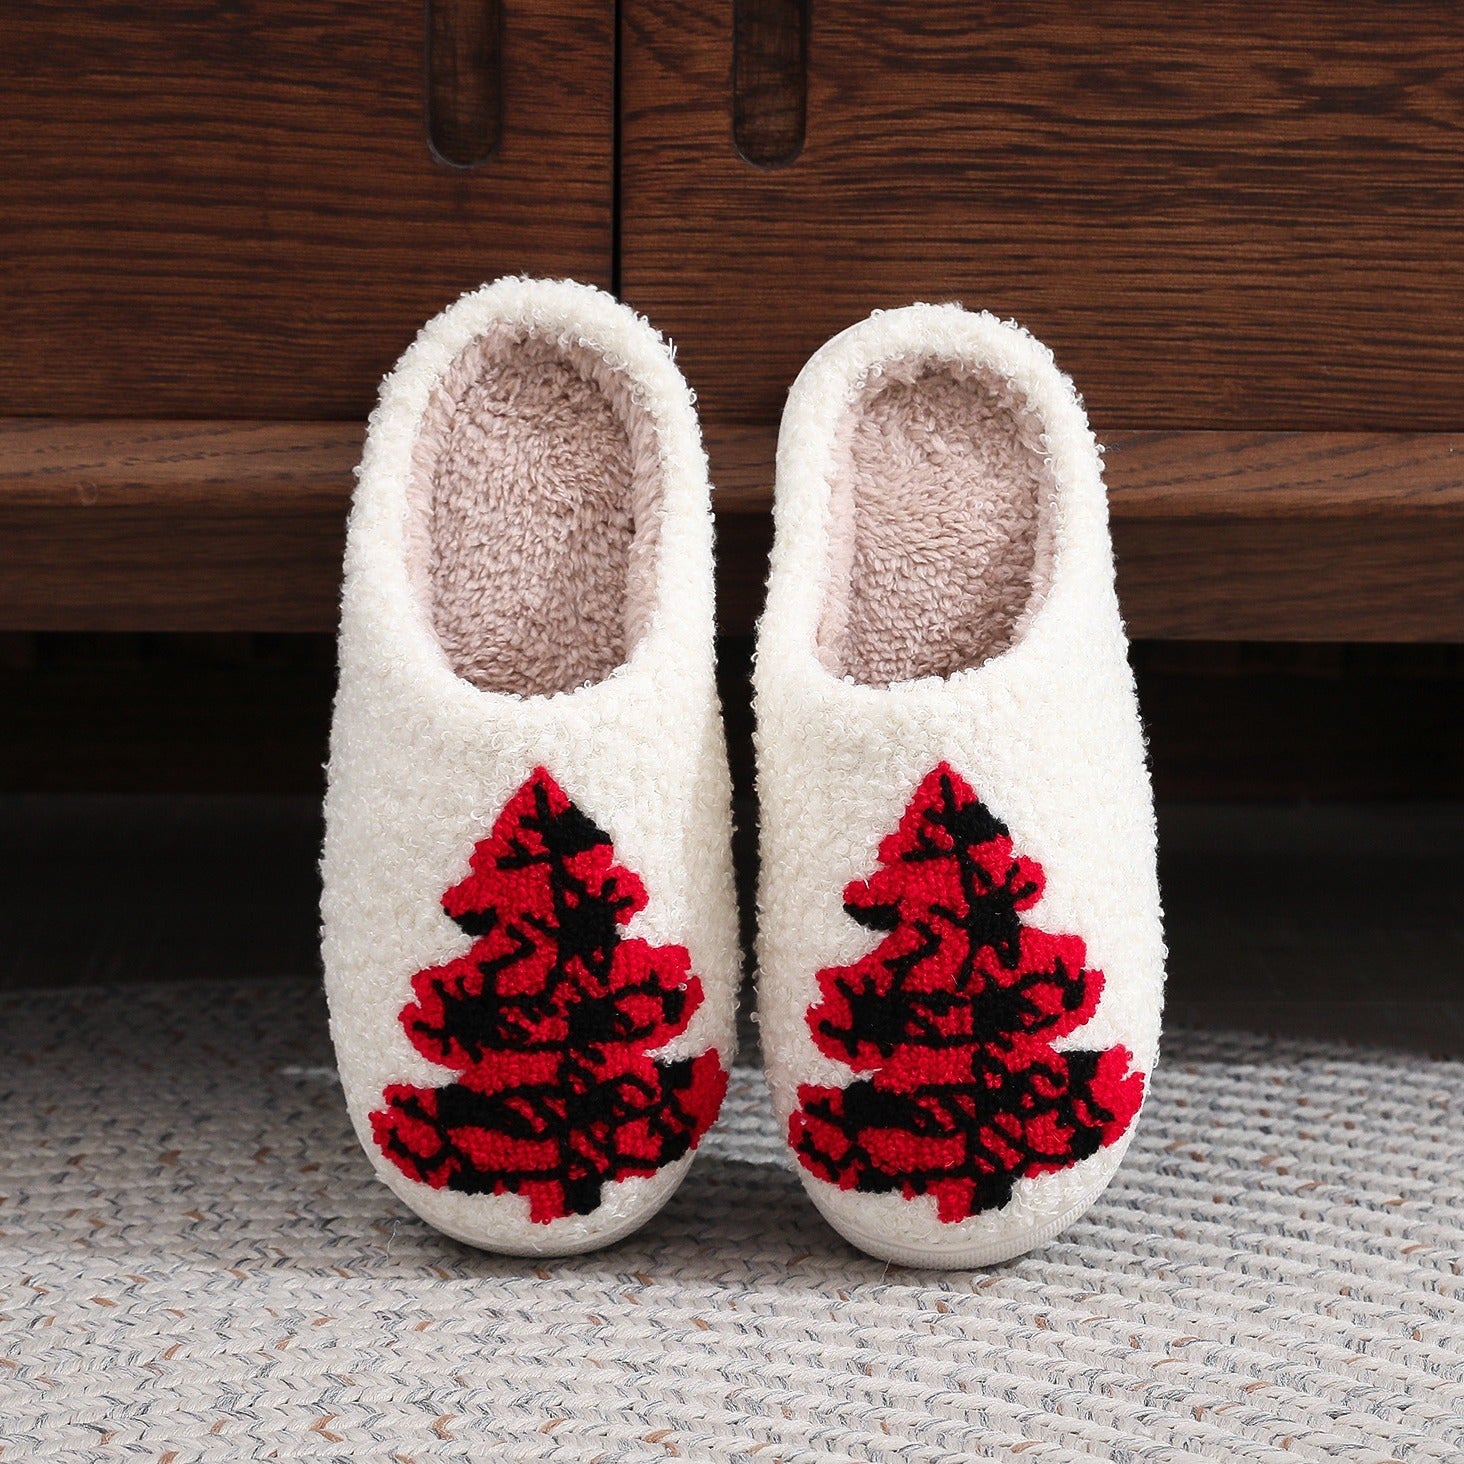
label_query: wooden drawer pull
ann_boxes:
[427,0,503,167]
[733,0,808,168]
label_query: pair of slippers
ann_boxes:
[321,278,1164,1268]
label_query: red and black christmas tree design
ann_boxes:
[790,763,1143,1224]
[371,768,727,1223]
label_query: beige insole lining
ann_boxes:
[817,359,1056,687]
[406,326,665,697]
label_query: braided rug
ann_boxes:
[2,980,1460,1461]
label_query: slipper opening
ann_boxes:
[816,356,1057,687]
[407,322,665,696]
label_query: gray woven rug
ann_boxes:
[2,981,1460,1462]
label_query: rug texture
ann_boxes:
[1,980,1460,1462]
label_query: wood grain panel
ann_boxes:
[1106,432,1464,638]
[0,421,355,630]
[1114,515,1464,640]
[0,0,612,419]
[704,426,1464,515]
[3,420,1459,637]
[621,1,1464,432]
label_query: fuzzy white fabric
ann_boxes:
[322,278,740,1256]
[754,304,1165,1268]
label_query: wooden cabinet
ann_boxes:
[622,0,1464,638]
[625,1,1463,433]
[0,0,612,628]
[0,0,614,420]
[0,2,1459,636]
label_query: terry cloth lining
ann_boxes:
[407,324,666,697]
[817,358,1057,686]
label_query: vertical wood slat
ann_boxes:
[427,0,502,166]
[732,0,808,167]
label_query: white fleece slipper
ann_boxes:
[321,278,740,1256]
[754,304,1165,1268]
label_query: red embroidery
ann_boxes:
[790,763,1143,1223]
[372,768,727,1223]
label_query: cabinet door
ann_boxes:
[1,0,614,419]
[621,1,1464,638]
[0,0,613,629]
